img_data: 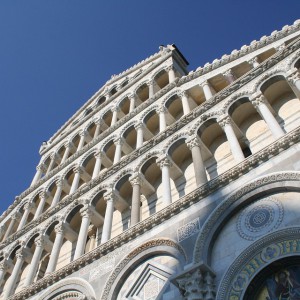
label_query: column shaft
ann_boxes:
[33,195,47,220]
[77,133,86,151]
[24,238,44,286]
[157,158,172,206]
[101,196,115,244]
[45,226,64,274]
[61,146,71,163]
[148,81,154,98]
[4,252,24,298]
[113,140,123,164]
[30,166,43,186]
[158,108,167,132]
[111,109,118,126]
[17,205,31,230]
[92,154,102,179]
[50,182,63,208]
[70,169,82,194]
[168,66,176,83]
[135,125,144,148]
[201,81,215,100]
[3,216,18,240]
[129,95,136,112]
[74,207,91,260]
[130,176,141,226]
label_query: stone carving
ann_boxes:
[236,197,284,240]
[177,218,201,242]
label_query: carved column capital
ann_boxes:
[74,166,84,175]
[80,205,93,219]
[186,135,201,150]
[218,115,232,128]
[287,71,300,85]
[56,178,65,188]
[134,122,144,131]
[156,105,167,114]
[111,106,120,113]
[94,150,103,159]
[250,94,266,108]
[179,90,188,98]
[16,248,25,260]
[114,137,124,146]
[200,80,210,88]
[24,202,34,211]
[79,130,88,137]
[103,192,116,203]
[248,56,260,66]
[166,65,175,72]
[37,164,47,173]
[156,156,172,169]
[172,263,216,300]
[12,211,22,220]
[223,68,234,78]
[34,236,45,248]
[54,223,65,235]
[129,173,143,187]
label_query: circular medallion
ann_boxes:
[237,197,284,241]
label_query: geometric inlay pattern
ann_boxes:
[237,197,284,241]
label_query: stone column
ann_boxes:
[223,69,236,84]
[129,174,142,226]
[17,202,33,230]
[167,65,176,83]
[3,213,21,240]
[251,94,284,139]
[186,136,207,186]
[129,93,136,112]
[0,260,7,289]
[101,193,115,244]
[74,206,92,260]
[248,56,260,68]
[180,91,191,115]
[157,156,172,206]
[111,107,119,126]
[201,80,215,100]
[50,180,64,208]
[61,141,73,163]
[45,223,65,274]
[147,80,155,98]
[46,154,57,175]
[77,130,87,151]
[94,118,102,137]
[24,236,44,286]
[33,192,48,220]
[156,106,167,132]
[113,138,123,164]
[69,166,83,194]
[219,116,245,163]
[4,249,25,298]
[135,123,144,148]
[92,151,102,179]
[30,164,46,186]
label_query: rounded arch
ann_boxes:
[43,214,63,236]
[161,90,181,107]
[286,49,300,70]
[150,66,168,81]
[119,120,137,137]
[63,200,86,224]
[78,148,98,167]
[39,277,96,300]
[139,104,159,123]
[29,187,45,203]
[133,80,149,95]
[44,176,61,195]
[162,131,190,153]
[217,227,300,300]
[193,171,300,265]
[99,134,119,153]
[115,93,131,107]
[89,183,111,203]
[253,69,287,92]
[60,162,78,181]
[223,91,254,115]
[112,168,135,190]
[135,150,162,173]
[101,238,187,300]
[190,112,222,135]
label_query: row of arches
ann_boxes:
[3,66,300,245]
[33,52,300,190]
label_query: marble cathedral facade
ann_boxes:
[1,20,300,300]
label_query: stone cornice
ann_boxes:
[2,34,299,225]
[8,125,300,300]
[179,20,300,84]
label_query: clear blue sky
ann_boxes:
[0,1,299,214]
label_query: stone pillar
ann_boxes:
[94,118,102,137]
[248,56,260,68]
[180,91,191,115]
[45,223,65,274]
[46,154,57,175]
[219,116,245,163]
[201,80,215,100]
[111,107,119,126]
[157,156,172,206]
[101,193,115,244]
[74,206,92,260]
[156,106,167,132]
[17,202,33,230]
[61,142,73,163]
[113,138,123,164]
[92,151,102,179]
[77,130,87,151]
[186,136,207,186]
[4,249,25,298]
[129,93,136,112]
[69,167,83,194]
[251,94,285,139]
[24,236,44,286]
[135,123,144,148]
[3,213,21,240]
[223,69,236,84]
[147,80,155,98]
[33,192,48,220]
[167,65,176,83]
[129,174,142,226]
[50,180,64,208]
[0,260,7,289]
[30,164,46,186]
[173,263,216,300]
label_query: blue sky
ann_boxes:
[0,1,299,214]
